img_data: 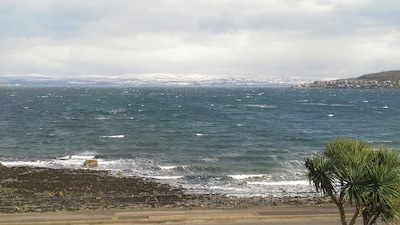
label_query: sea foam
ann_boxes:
[229,174,268,180]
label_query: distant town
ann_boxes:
[294,70,400,89]
[294,78,400,89]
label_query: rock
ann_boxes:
[238,181,247,186]
[83,160,98,167]
[117,171,123,176]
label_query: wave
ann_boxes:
[245,104,277,109]
[145,176,184,180]
[101,135,124,138]
[247,180,309,186]
[199,156,218,162]
[2,151,100,168]
[0,155,314,197]
[229,174,269,180]
[95,115,109,120]
[303,103,353,107]
[108,108,127,114]
[57,152,97,160]
[183,178,315,197]
[158,165,179,170]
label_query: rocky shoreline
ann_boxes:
[0,166,331,213]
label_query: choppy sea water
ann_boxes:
[1,87,399,196]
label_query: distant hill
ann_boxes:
[294,70,400,88]
[358,70,400,81]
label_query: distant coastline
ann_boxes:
[0,83,18,87]
[294,70,400,89]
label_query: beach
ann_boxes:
[0,166,331,213]
[0,166,347,224]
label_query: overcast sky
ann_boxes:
[1,0,399,81]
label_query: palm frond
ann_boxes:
[305,157,335,195]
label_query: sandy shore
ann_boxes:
[0,166,332,215]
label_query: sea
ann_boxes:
[1,87,399,197]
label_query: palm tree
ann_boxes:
[305,138,400,225]
[361,148,400,224]
[305,156,347,225]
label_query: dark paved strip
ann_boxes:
[257,210,321,215]
[118,215,149,219]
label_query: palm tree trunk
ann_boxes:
[328,192,347,225]
[363,213,368,225]
[349,205,361,225]
[337,202,348,225]
[368,216,378,225]
[366,211,380,225]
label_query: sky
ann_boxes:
[1,0,400,83]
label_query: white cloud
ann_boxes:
[0,0,399,81]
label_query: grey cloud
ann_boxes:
[1,0,400,80]
[3,0,394,38]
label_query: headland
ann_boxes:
[294,70,400,88]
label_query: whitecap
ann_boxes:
[304,103,353,107]
[209,186,238,191]
[57,151,97,161]
[229,174,267,180]
[297,99,309,103]
[245,104,277,109]
[247,180,309,186]
[176,165,190,170]
[2,152,99,169]
[95,115,109,120]
[109,108,127,114]
[199,157,218,162]
[147,176,184,180]
[158,165,178,170]
[222,151,243,157]
[101,135,124,139]
[2,160,49,168]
